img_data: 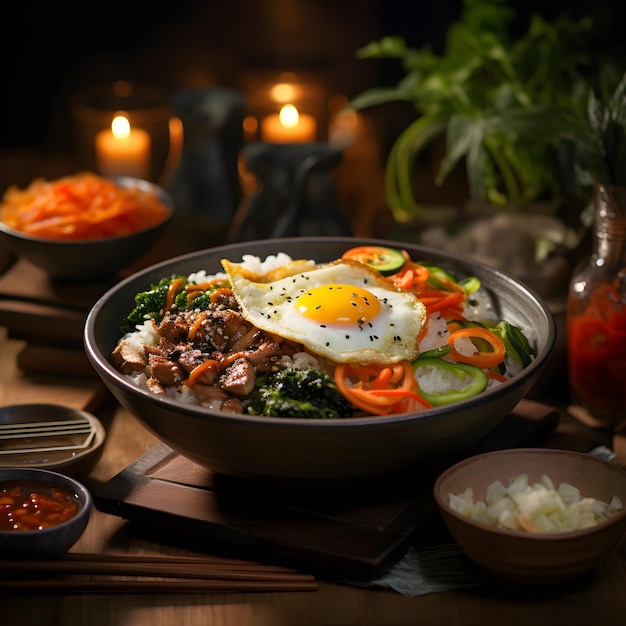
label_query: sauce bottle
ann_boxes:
[567,183,626,427]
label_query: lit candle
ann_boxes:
[261,104,317,143]
[95,115,151,179]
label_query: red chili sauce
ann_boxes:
[568,284,626,415]
[0,480,79,531]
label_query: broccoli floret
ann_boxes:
[184,290,216,311]
[121,275,186,333]
[244,367,354,419]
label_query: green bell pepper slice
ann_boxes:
[411,357,488,406]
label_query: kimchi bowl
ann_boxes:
[0,174,173,281]
[84,237,556,488]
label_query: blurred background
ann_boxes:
[1,0,624,237]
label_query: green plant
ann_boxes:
[350,0,596,227]
[586,72,626,188]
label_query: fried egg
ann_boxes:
[221,257,426,364]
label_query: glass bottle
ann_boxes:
[567,183,626,427]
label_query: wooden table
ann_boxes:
[1,323,626,625]
[0,150,624,622]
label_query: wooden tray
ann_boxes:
[94,400,560,580]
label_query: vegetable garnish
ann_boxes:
[341,245,406,275]
[386,257,469,319]
[411,357,488,406]
[185,358,219,387]
[447,327,506,370]
[165,277,187,312]
[334,360,432,415]
[0,172,169,241]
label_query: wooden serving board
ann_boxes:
[94,400,560,581]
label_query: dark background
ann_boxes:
[1,0,624,153]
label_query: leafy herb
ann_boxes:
[350,0,596,228]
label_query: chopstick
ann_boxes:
[61,551,302,571]
[0,579,318,594]
[3,559,314,581]
[0,552,318,595]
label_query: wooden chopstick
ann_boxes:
[3,559,314,581]
[0,552,318,595]
[61,551,297,571]
[0,579,318,594]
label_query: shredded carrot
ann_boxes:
[186,290,202,307]
[0,172,169,241]
[188,311,208,340]
[388,260,467,318]
[186,359,219,387]
[334,360,431,416]
[448,327,506,369]
[165,277,186,312]
[486,371,509,383]
[185,279,228,292]
[423,291,466,315]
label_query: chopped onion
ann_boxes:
[448,474,623,533]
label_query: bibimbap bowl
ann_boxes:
[84,237,556,488]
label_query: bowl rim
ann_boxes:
[0,176,173,245]
[0,466,92,535]
[84,235,557,428]
[433,447,626,540]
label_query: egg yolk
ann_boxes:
[295,283,382,325]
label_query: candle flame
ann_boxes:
[278,104,299,129]
[111,115,131,139]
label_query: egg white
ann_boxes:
[221,257,426,365]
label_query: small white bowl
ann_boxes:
[434,448,626,585]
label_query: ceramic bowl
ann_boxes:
[433,448,626,585]
[0,176,173,281]
[0,404,106,479]
[0,467,92,559]
[84,236,556,489]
